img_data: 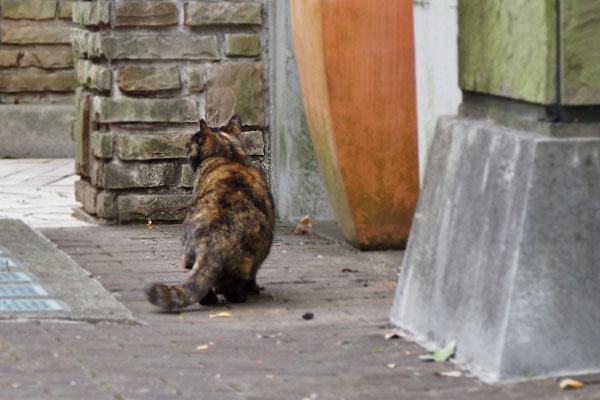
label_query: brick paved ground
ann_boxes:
[0,159,599,399]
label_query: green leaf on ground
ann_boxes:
[419,340,456,362]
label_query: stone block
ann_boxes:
[74,89,91,176]
[185,2,262,26]
[90,131,113,158]
[118,65,181,92]
[59,1,75,19]
[391,116,600,382]
[75,60,111,91]
[96,190,116,218]
[72,1,110,26]
[206,61,264,126]
[0,105,76,158]
[103,35,218,60]
[99,161,176,189]
[180,164,194,188]
[92,97,199,123]
[89,157,102,186]
[2,0,57,20]
[225,34,261,57]
[116,134,189,160]
[74,178,98,215]
[0,50,20,67]
[458,0,556,104]
[21,47,74,68]
[242,130,264,156]
[70,28,103,58]
[0,69,78,92]
[560,0,600,105]
[186,66,204,92]
[1,20,72,44]
[117,194,192,221]
[115,1,178,26]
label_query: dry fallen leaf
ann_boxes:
[435,370,464,378]
[559,378,584,390]
[196,345,209,351]
[299,215,312,227]
[419,340,457,362]
[209,312,232,318]
[293,215,313,235]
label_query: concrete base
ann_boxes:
[390,116,600,382]
[0,219,135,323]
[0,105,75,158]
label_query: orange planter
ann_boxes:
[290,0,420,249]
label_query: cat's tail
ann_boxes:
[145,253,221,310]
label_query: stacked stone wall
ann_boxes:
[0,0,77,104]
[71,0,268,222]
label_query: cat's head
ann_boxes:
[187,115,246,172]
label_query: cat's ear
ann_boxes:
[226,115,243,138]
[199,119,211,133]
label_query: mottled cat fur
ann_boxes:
[146,115,275,310]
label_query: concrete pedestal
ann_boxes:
[390,115,600,382]
[0,105,75,158]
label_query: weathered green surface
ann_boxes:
[206,61,264,126]
[560,1,600,105]
[70,28,103,58]
[187,66,205,92]
[2,0,57,20]
[185,2,262,26]
[99,162,176,189]
[72,1,110,26]
[75,179,98,214]
[225,34,261,56]
[180,164,194,188]
[242,130,264,156]
[95,190,116,218]
[75,59,111,91]
[114,1,178,27]
[74,89,91,176]
[117,194,192,221]
[458,0,557,104]
[118,65,181,92]
[116,134,189,160]
[0,70,77,92]
[103,35,219,60]
[90,131,113,158]
[92,97,199,123]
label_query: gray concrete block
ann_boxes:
[390,116,600,382]
[0,105,75,157]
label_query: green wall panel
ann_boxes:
[458,0,557,104]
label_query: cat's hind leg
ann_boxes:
[199,290,219,305]
[220,279,248,303]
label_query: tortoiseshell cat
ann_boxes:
[146,115,275,310]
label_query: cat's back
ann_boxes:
[187,157,274,236]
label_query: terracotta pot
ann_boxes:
[290,0,420,249]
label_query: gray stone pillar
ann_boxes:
[0,0,77,157]
[391,0,600,382]
[70,0,268,222]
